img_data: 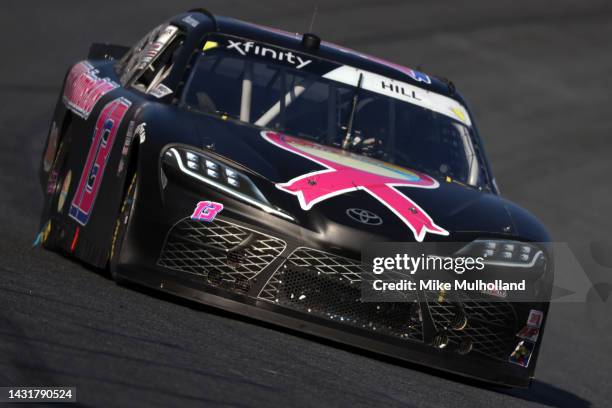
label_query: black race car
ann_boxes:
[37,9,552,387]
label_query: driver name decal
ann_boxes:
[262,131,448,242]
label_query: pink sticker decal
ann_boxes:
[191,201,224,222]
[527,309,544,328]
[63,62,119,119]
[261,131,448,242]
[517,325,539,342]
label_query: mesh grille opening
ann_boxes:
[425,291,518,360]
[260,247,424,342]
[158,218,286,288]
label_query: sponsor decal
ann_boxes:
[516,325,539,342]
[508,340,535,367]
[117,106,146,176]
[262,131,448,241]
[43,121,59,172]
[32,220,52,248]
[63,62,119,119]
[46,169,59,195]
[57,170,72,213]
[149,83,173,99]
[140,42,163,69]
[516,308,544,342]
[117,120,136,177]
[69,97,132,226]
[117,122,145,176]
[527,309,544,328]
[245,21,431,84]
[182,15,199,28]
[191,201,224,222]
[227,40,312,70]
[137,25,179,70]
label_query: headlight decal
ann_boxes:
[166,148,294,221]
[456,240,546,268]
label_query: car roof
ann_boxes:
[171,11,458,99]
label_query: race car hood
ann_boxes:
[193,116,547,244]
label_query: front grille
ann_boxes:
[259,247,424,342]
[159,218,519,360]
[286,247,363,283]
[158,217,286,288]
[425,291,518,360]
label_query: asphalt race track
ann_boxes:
[1,1,611,407]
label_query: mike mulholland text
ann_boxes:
[371,279,526,292]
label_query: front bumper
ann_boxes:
[118,248,544,387]
[116,148,549,387]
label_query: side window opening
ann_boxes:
[133,30,185,93]
[117,24,165,84]
[116,24,185,94]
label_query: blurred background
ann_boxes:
[1,1,611,406]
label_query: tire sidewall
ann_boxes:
[109,174,138,281]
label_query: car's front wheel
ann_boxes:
[39,125,71,251]
[109,173,138,281]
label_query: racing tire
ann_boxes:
[109,173,138,281]
[40,126,71,251]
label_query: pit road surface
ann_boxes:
[1,1,611,407]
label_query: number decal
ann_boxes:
[191,201,224,222]
[69,97,132,226]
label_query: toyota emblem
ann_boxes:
[346,208,383,226]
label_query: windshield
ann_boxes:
[183,36,485,187]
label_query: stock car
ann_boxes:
[37,9,552,387]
